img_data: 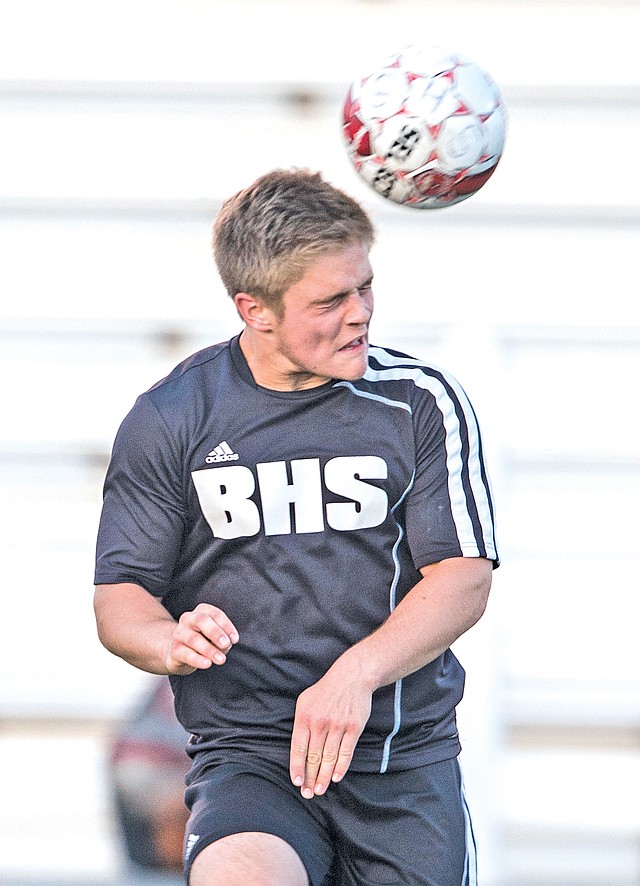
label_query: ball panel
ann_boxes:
[482,107,507,160]
[359,160,417,203]
[356,70,410,122]
[405,73,461,126]
[373,116,435,172]
[453,63,500,117]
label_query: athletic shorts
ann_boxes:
[183,755,477,886]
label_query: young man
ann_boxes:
[94,169,498,886]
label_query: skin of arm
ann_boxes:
[288,556,493,799]
[93,582,239,676]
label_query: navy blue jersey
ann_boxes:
[95,335,498,773]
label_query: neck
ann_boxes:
[238,328,325,392]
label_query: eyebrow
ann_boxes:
[316,275,374,303]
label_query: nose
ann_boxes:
[345,289,373,325]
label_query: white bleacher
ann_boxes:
[1,1,639,884]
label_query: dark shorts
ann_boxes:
[183,756,476,886]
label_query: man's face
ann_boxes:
[264,240,374,390]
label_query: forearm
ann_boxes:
[337,557,492,692]
[93,582,180,674]
[289,556,492,797]
[94,582,240,676]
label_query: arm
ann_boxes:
[93,583,239,676]
[289,556,492,799]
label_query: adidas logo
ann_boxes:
[206,441,239,463]
[185,833,200,859]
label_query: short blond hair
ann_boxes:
[213,169,375,312]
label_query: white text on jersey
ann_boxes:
[192,456,389,538]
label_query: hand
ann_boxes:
[164,603,239,675]
[289,656,373,799]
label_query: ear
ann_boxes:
[233,292,276,331]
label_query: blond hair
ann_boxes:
[213,169,374,312]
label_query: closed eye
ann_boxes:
[315,294,347,311]
[315,278,373,310]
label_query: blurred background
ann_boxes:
[1,1,639,884]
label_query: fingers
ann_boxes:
[306,733,357,798]
[165,603,239,674]
[290,717,360,800]
[289,666,372,799]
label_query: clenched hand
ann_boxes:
[164,603,239,675]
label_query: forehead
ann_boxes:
[285,241,373,301]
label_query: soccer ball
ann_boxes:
[342,45,507,209]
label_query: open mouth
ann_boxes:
[339,335,367,352]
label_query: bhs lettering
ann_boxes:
[192,456,388,539]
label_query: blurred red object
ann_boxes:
[108,677,190,872]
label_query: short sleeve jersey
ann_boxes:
[95,335,498,773]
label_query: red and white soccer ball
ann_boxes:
[342,45,507,209]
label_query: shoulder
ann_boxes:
[113,337,237,450]
[147,338,234,398]
[366,343,454,382]
[362,344,467,408]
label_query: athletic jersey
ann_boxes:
[95,334,498,774]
